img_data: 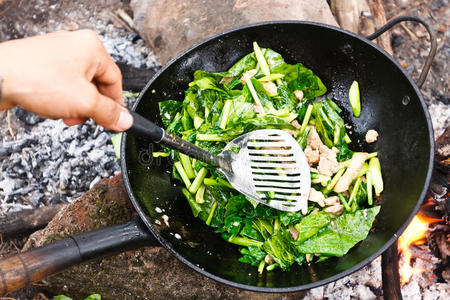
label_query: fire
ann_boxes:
[398,213,442,285]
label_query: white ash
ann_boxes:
[0,110,129,214]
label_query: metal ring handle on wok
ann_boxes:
[366,15,437,89]
[0,15,437,296]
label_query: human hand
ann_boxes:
[0,30,132,131]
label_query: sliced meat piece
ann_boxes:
[262,81,278,95]
[365,129,379,143]
[324,204,344,216]
[294,90,304,101]
[308,187,326,207]
[219,76,236,86]
[317,145,342,176]
[306,126,324,150]
[265,254,275,264]
[240,69,257,84]
[291,119,301,129]
[289,225,299,241]
[324,196,340,206]
[333,152,369,193]
[304,146,320,166]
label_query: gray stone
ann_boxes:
[131,0,338,64]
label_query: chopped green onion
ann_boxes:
[205,107,210,119]
[369,157,383,196]
[343,133,352,144]
[195,184,206,204]
[258,260,266,274]
[245,77,263,108]
[123,92,139,98]
[349,80,361,117]
[326,98,342,113]
[326,168,346,192]
[205,201,218,226]
[253,41,270,76]
[367,168,373,205]
[152,151,170,158]
[182,188,201,217]
[338,193,351,211]
[219,99,233,129]
[333,124,341,145]
[258,74,284,81]
[319,107,334,129]
[266,263,279,271]
[111,133,122,159]
[300,104,313,135]
[196,134,224,141]
[194,115,204,129]
[189,167,208,194]
[297,126,311,150]
[368,152,378,159]
[174,161,191,188]
[357,162,369,177]
[224,235,264,247]
[348,177,362,205]
[180,153,195,179]
[203,177,219,186]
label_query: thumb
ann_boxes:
[90,93,133,132]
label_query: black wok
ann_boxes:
[0,16,436,294]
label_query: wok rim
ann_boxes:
[120,20,434,293]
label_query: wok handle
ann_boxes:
[129,111,226,169]
[0,217,156,295]
[366,15,437,88]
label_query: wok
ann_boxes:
[0,15,436,294]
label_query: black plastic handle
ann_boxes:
[128,111,224,169]
[129,111,164,142]
[366,15,437,88]
[0,218,157,295]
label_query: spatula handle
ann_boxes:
[128,111,224,169]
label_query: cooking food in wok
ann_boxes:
[155,42,384,273]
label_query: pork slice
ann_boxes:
[333,152,369,193]
[308,187,326,207]
[262,81,278,95]
[306,127,324,150]
[365,129,379,143]
[324,196,340,206]
[304,146,320,166]
[240,69,257,84]
[317,145,342,176]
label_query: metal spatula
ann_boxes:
[129,112,311,212]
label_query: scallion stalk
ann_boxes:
[246,77,263,108]
[179,153,195,179]
[367,168,373,205]
[189,167,208,194]
[225,235,264,247]
[369,157,383,195]
[258,260,266,274]
[174,161,191,188]
[300,104,313,135]
[219,99,233,130]
[266,263,279,271]
[195,184,206,204]
[325,168,346,192]
[333,124,341,145]
[348,177,362,205]
[196,134,224,141]
[205,201,218,226]
[338,193,351,212]
[253,41,270,76]
[349,80,361,117]
[152,152,170,158]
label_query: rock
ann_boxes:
[23,175,306,299]
[131,0,338,64]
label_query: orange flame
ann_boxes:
[398,213,442,285]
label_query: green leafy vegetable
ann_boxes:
[155,42,383,273]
